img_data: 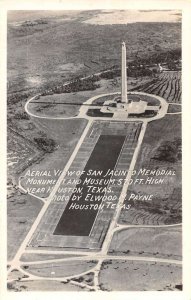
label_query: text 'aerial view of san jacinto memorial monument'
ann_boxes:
[7,10,182,292]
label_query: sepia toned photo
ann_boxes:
[6,8,183,292]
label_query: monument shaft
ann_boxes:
[121,42,128,103]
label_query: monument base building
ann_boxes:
[101,41,148,118]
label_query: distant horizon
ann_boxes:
[7,9,181,25]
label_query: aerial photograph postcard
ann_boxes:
[7,8,182,292]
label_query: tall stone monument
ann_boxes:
[121,41,128,103]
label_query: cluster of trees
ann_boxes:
[8,91,32,105]
[34,137,57,153]
[22,20,48,26]
[97,64,164,80]
[14,112,30,120]
[93,67,154,81]
[99,70,120,80]
[98,67,155,80]
[152,138,181,163]
[129,110,157,118]
[8,19,49,38]
[127,67,154,78]
[131,48,181,66]
[87,109,113,118]
[165,211,182,224]
[41,76,100,96]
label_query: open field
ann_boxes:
[29,103,79,118]
[119,114,181,225]
[138,114,181,149]
[21,260,97,278]
[8,279,84,292]
[20,253,84,262]
[99,260,182,291]
[109,227,182,259]
[7,194,43,261]
[168,103,181,113]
